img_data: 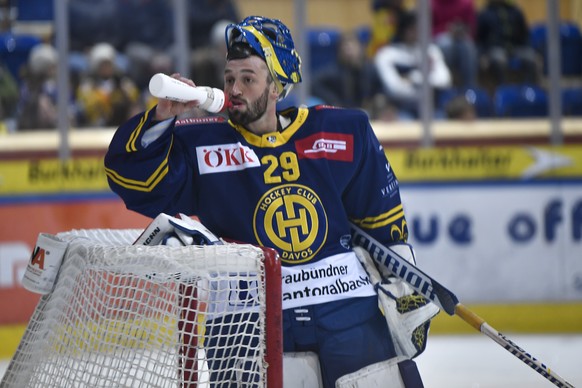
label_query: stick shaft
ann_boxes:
[455,304,575,388]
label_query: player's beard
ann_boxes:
[228,86,270,127]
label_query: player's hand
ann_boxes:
[154,73,200,121]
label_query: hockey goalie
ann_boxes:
[104,15,440,387]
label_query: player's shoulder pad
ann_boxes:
[310,104,370,123]
[175,115,227,127]
[312,104,368,116]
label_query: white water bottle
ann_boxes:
[148,73,226,113]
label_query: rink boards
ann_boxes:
[0,121,581,359]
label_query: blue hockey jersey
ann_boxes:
[105,105,408,308]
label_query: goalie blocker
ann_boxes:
[354,245,439,359]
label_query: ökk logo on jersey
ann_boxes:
[295,132,353,161]
[196,142,260,174]
[253,184,328,264]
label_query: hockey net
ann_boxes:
[1,229,282,387]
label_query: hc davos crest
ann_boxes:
[253,184,328,264]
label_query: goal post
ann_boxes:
[1,229,282,387]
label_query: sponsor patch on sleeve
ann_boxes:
[295,132,353,162]
[196,142,261,174]
[176,116,225,126]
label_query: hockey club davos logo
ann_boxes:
[196,142,260,174]
[253,184,328,264]
[295,132,353,162]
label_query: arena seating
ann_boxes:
[15,0,53,21]
[493,84,549,118]
[0,32,42,83]
[530,21,582,76]
[438,87,494,118]
[307,27,342,73]
[562,87,582,116]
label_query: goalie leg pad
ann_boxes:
[283,352,324,388]
[335,356,424,388]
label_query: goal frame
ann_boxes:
[2,230,283,387]
[260,247,283,388]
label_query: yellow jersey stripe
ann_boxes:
[352,204,404,226]
[105,138,173,192]
[231,107,309,147]
[126,109,151,153]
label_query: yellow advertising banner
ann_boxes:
[1,145,582,194]
[385,144,582,181]
[0,157,109,195]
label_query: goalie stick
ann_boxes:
[350,223,575,388]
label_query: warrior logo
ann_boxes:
[253,184,328,264]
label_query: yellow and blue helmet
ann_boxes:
[225,16,302,100]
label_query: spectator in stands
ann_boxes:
[183,19,240,120]
[444,94,477,120]
[311,30,382,111]
[142,51,175,111]
[70,0,173,53]
[76,42,141,127]
[374,11,452,119]
[118,0,173,51]
[16,43,62,130]
[118,0,174,92]
[366,0,407,58]
[368,93,399,121]
[0,58,19,132]
[476,0,539,86]
[190,19,233,90]
[68,0,123,52]
[431,0,478,89]
[188,0,239,49]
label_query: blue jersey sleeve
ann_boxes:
[104,108,198,218]
[343,119,408,245]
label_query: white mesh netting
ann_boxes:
[1,229,278,388]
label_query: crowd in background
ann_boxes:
[314,0,555,121]
[0,0,580,133]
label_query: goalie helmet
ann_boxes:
[225,16,302,100]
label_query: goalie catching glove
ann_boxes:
[133,213,222,246]
[354,244,440,359]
